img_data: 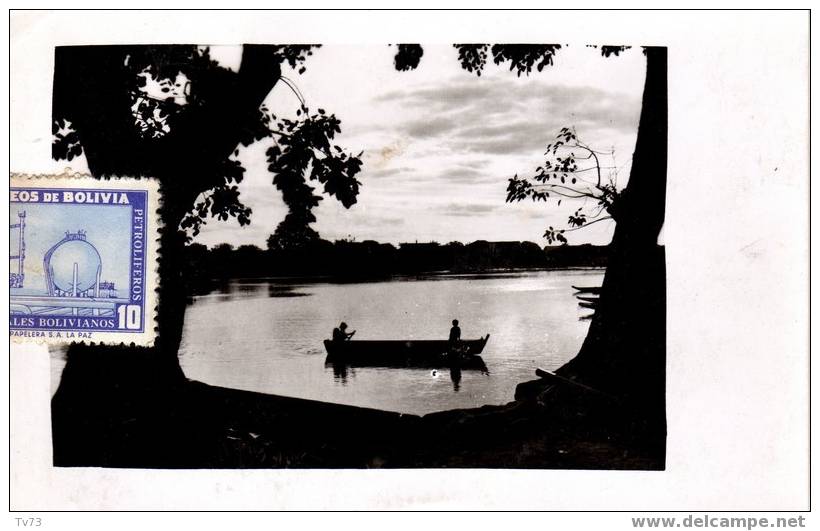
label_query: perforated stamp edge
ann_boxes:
[9,172,161,347]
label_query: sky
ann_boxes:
[64,44,647,248]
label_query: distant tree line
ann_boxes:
[182,239,608,289]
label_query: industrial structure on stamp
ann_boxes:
[9,212,125,317]
[9,211,25,289]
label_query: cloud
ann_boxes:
[372,216,406,226]
[377,80,520,112]
[460,158,492,169]
[364,166,417,179]
[438,166,498,184]
[381,76,640,156]
[404,116,458,137]
[438,202,500,217]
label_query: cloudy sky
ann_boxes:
[67,44,647,248]
[199,44,645,248]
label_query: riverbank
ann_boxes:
[53,372,664,469]
[183,240,610,291]
[181,377,662,468]
[51,265,663,469]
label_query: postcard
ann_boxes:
[7,9,810,515]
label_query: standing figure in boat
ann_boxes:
[448,319,466,361]
[332,322,356,342]
[448,319,461,344]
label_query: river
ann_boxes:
[175,269,604,415]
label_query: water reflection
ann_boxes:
[324,354,489,371]
[326,361,356,385]
[267,284,311,298]
[179,270,603,415]
[450,365,462,392]
[196,283,314,303]
[189,280,313,303]
[327,354,489,394]
[429,272,536,281]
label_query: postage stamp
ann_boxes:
[9,173,159,345]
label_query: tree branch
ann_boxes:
[269,130,292,139]
[565,166,617,174]
[562,216,613,232]
[532,183,599,199]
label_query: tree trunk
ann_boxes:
[51,45,282,466]
[558,47,667,423]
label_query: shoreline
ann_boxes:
[195,266,607,286]
[79,376,662,469]
[52,365,664,469]
[51,265,664,469]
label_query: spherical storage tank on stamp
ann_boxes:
[47,237,102,293]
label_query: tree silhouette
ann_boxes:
[265,108,362,250]
[397,44,667,429]
[505,127,623,244]
[52,44,362,353]
[50,45,363,466]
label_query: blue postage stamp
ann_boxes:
[9,174,159,345]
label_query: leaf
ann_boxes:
[393,44,425,71]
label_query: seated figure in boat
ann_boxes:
[332,322,356,342]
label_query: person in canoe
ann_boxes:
[448,319,461,344]
[447,319,469,361]
[332,321,356,342]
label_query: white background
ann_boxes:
[3,6,812,523]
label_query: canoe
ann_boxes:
[575,295,599,303]
[324,335,490,369]
[325,355,489,371]
[572,285,602,294]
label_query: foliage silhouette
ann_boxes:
[52,44,363,354]
[265,109,363,250]
[392,44,424,71]
[53,45,362,245]
[452,44,562,76]
[505,127,622,244]
[50,45,364,467]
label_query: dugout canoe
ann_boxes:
[572,285,602,295]
[323,335,490,369]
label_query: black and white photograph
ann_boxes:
[46,40,665,470]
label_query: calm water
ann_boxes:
[177,270,603,415]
